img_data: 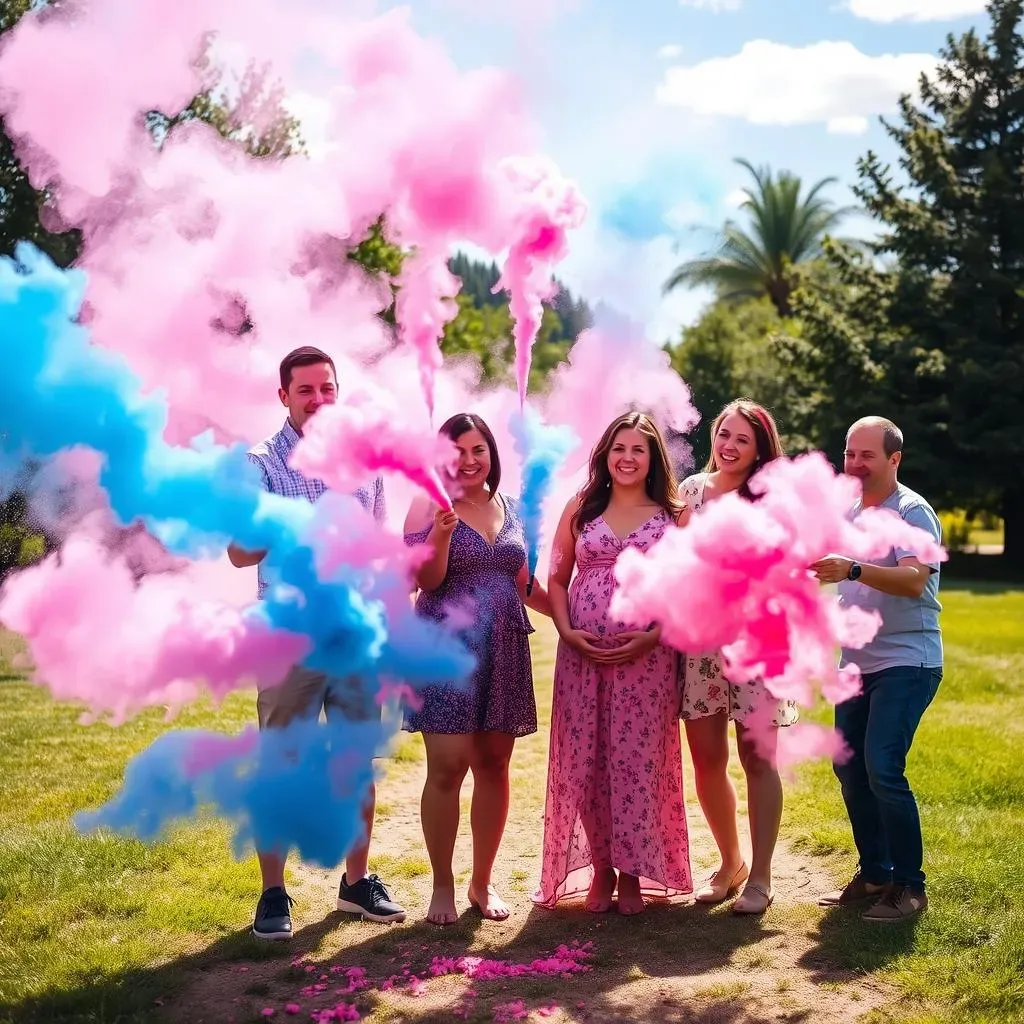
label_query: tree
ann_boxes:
[664,158,853,317]
[1,2,305,269]
[668,296,805,467]
[441,251,592,389]
[787,0,1024,566]
[0,2,84,265]
[441,291,570,392]
[777,243,950,496]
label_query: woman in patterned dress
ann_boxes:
[404,413,551,926]
[534,412,692,915]
[679,398,797,915]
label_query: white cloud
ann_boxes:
[723,187,747,208]
[283,90,336,159]
[679,0,742,10]
[828,115,871,134]
[847,0,985,23]
[658,44,684,59]
[655,40,936,130]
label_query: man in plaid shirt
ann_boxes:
[229,346,406,939]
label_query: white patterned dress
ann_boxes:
[679,473,799,728]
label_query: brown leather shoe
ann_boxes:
[817,870,892,907]
[862,885,927,922]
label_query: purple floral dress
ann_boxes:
[403,495,536,736]
[534,511,692,907]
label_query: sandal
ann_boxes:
[695,863,749,905]
[732,882,774,915]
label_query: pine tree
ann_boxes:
[789,0,1024,565]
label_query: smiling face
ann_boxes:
[607,427,651,489]
[278,361,337,432]
[844,423,900,496]
[712,411,759,478]
[451,427,492,494]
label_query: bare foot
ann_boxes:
[586,867,617,913]
[426,885,458,926]
[467,882,510,921]
[617,873,645,916]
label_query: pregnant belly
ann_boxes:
[569,577,637,644]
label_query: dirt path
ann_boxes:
[168,740,892,1024]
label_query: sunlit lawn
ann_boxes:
[0,583,1022,1022]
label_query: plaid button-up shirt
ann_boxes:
[247,418,386,598]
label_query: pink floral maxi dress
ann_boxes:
[534,511,692,907]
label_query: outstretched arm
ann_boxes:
[811,555,934,598]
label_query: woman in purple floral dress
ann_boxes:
[404,413,550,926]
[534,412,692,915]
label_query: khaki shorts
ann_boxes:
[256,665,380,729]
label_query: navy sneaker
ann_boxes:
[337,873,406,923]
[253,886,294,940]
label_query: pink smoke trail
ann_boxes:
[494,157,587,405]
[305,493,434,583]
[0,2,583,441]
[290,384,456,511]
[0,536,308,723]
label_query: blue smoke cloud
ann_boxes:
[598,155,722,243]
[2,243,474,863]
[510,406,576,582]
[75,717,385,867]
[0,243,472,691]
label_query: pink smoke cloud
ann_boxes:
[183,726,260,777]
[0,2,584,445]
[0,536,308,723]
[290,386,457,512]
[611,452,946,719]
[494,157,588,404]
[543,310,700,475]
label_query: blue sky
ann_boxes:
[395,0,989,340]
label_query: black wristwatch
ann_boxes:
[847,562,862,581]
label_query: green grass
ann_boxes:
[968,528,1004,549]
[0,682,266,1020]
[785,583,1024,1023]
[1,584,1022,1023]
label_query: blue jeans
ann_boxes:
[833,665,942,890]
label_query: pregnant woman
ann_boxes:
[534,411,692,915]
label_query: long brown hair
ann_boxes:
[572,412,684,535]
[704,399,784,501]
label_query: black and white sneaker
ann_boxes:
[337,873,406,923]
[253,886,295,940]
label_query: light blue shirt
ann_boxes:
[838,482,943,674]
[247,418,385,598]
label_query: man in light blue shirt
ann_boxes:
[228,346,404,939]
[811,416,942,922]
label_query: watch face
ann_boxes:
[849,564,862,580]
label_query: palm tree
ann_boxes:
[664,158,854,317]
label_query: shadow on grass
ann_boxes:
[798,902,925,984]
[1,898,846,1024]
[943,572,1024,593]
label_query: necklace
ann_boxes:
[455,494,490,508]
